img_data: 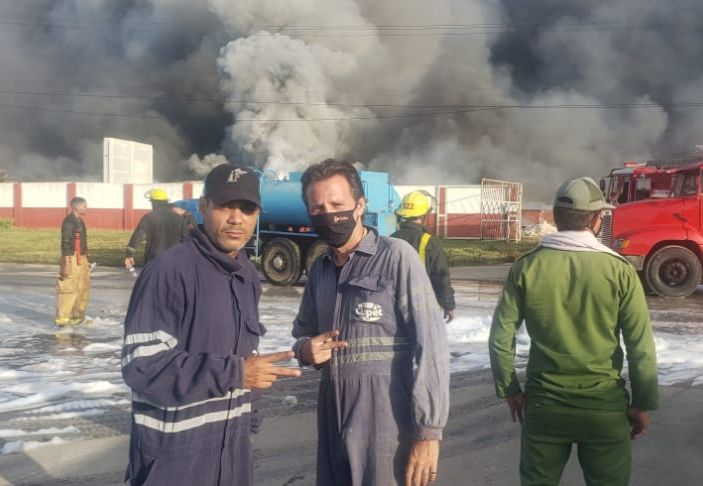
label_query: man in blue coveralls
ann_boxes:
[292,159,450,486]
[122,163,301,486]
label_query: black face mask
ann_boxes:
[310,209,358,248]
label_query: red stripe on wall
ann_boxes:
[84,210,128,230]
[13,183,22,226]
[438,187,447,237]
[183,182,193,200]
[446,214,482,238]
[19,208,67,229]
[129,210,149,231]
[123,185,133,231]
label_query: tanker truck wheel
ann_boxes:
[645,245,702,298]
[305,240,329,275]
[262,238,302,286]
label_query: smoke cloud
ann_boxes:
[0,1,700,199]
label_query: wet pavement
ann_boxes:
[0,263,702,485]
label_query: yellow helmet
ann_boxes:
[396,191,432,218]
[145,188,169,202]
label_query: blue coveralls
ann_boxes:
[293,229,450,486]
[121,227,264,486]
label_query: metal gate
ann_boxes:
[480,178,523,242]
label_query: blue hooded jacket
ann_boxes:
[122,226,264,486]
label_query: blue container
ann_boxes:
[259,172,311,227]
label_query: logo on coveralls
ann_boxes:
[354,302,383,322]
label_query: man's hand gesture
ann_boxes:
[243,351,302,389]
[301,330,348,366]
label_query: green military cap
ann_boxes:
[554,177,614,211]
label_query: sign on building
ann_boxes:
[103,137,154,184]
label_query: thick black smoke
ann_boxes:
[0,0,228,181]
[0,1,701,200]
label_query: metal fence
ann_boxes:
[480,178,523,242]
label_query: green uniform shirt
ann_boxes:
[489,247,659,411]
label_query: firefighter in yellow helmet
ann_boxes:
[124,188,196,270]
[391,191,456,323]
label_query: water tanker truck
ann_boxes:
[176,170,401,286]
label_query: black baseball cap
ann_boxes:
[203,163,261,207]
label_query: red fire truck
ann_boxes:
[600,161,675,205]
[605,161,703,297]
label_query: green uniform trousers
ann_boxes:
[521,401,631,486]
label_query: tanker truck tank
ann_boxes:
[259,172,311,227]
[175,169,401,286]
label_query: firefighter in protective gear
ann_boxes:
[392,191,456,323]
[145,187,168,202]
[55,197,90,326]
[124,188,195,269]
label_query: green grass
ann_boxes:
[0,228,135,267]
[0,226,538,267]
[440,238,538,266]
[0,218,12,231]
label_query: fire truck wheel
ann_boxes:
[645,245,702,298]
[262,238,302,286]
[637,272,655,295]
[305,240,329,275]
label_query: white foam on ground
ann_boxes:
[0,279,701,447]
[12,410,107,422]
[0,369,39,380]
[0,381,127,414]
[82,342,122,353]
[446,300,703,386]
[0,426,80,438]
[22,399,130,415]
[1,436,70,455]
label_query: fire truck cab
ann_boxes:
[600,161,673,206]
[607,162,703,297]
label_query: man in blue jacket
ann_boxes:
[122,163,301,486]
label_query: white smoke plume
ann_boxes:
[0,1,699,199]
[187,153,230,177]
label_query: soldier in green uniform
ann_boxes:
[488,177,659,486]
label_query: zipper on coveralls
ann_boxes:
[332,254,354,434]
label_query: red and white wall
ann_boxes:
[0,182,200,231]
[1,181,551,237]
[396,185,485,238]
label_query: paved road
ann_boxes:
[1,370,702,486]
[1,262,703,485]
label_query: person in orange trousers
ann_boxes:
[56,197,91,326]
